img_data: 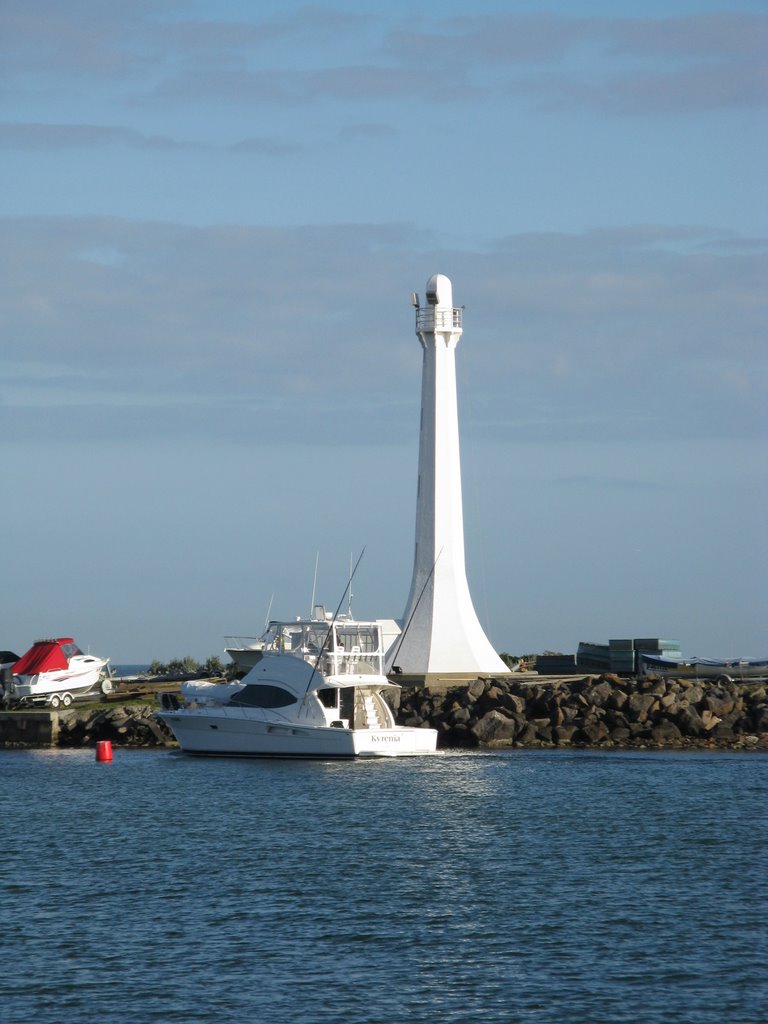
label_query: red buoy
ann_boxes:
[96,740,113,762]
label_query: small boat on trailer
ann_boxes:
[7,638,112,708]
[157,613,437,758]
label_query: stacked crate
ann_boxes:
[634,638,682,676]
[609,639,636,675]
[535,653,580,675]
[577,641,611,672]
[634,638,682,659]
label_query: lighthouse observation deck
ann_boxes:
[416,306,463,332]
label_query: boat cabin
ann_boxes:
[261,618,384,678]
[12,638,83,677]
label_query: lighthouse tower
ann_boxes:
[392,274,510,684]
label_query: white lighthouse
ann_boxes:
[391,274,510,684]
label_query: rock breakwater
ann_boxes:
[56,705,176,748]
[396,675,768,751]
[2,678,766,751]
[0,704,177,749]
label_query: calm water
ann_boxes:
[1,748,765,1024]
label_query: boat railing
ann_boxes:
[242,635,384,677]
[326,650,382,677]
[224,636,264,650]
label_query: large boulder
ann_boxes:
[608,688,629,711]
[441,723,479,749]
[467,679,485,700]
[553,724,579,745]
[402,714,425,728]
[526,689,552,718]
[640,678,668,697]
[651,720,683,744]
[584,680,613,707]
[499,692,526,716]
[609,726,631,744]
[704,693,736,717]
[549,704,565,728]
[532,718,553,743]
[470,710,517,746]
[676,706,707,737]
[746,704,768,733]
[579,719,610,744]
[450,706,472,726]
[678,682,705,705]
[559,703,580,723]
[627,693,659,723]
[700,709,722,732]
[711,718,736,741]
[604,708,630,731]
[515,722,539,746]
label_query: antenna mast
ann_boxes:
[264,593,274,630]
[303,547,366,698]
[310,552,319,617]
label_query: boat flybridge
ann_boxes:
[157,611,437,758]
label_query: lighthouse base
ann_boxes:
[390,669,511,690]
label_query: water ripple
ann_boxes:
[0,748,765,1023]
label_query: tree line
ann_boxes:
[148,655,227,678]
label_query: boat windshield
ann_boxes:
[333,626,379,653]
[329,625,382,676]
[263,622,330,656]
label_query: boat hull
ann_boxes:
[224,647,264,672]
[157,708,437,758]
[640,656,768,682]
[10,660,109,705]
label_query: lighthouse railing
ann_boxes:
[416,307,463,332]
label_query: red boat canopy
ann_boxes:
[12,638,81,676]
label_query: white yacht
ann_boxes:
[223,635,266,673]
[7,637,112,708]
[157,613,437,758]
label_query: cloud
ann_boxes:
[226,136,302,156]
[2,6,765,114]
[141,63,473,107]
[144,68,300,105]
[605,13,768,60]
[399,11,768,70]
[388,12,768,113]
[307,65,476,102]
[0,0,163,79]
[0,2,371,84]
[0,121,307,158]
[1,216,765,448]
[0,121,198,150]
[337,122,398,143]
[506,62,767,115]
[388,14,592,65]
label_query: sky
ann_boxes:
[1,0,766,664]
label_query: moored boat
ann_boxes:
[157,613,437,758]
[7,638,112,708]
[223,635,266,673]
[639,654,768,683]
